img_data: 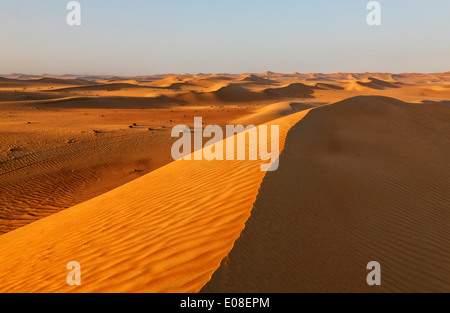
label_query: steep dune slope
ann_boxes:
[202,96,450,293]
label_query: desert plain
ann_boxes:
[0,71,449,292]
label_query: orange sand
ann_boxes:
[0,109,310,292]
[1,72,449,293]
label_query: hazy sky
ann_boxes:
[1,0,449,75]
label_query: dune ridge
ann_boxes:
[0,109,310,293]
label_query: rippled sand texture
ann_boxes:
[203,96,450,293]
[0,110,309,292]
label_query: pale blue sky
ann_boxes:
[0,0,449,75]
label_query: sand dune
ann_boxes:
[357,77,402,90]
[0,103,254,234]
[315,83,344,90]
[31,77,93,86]
[0,129,176,234]
[174,83,269,104]
[202,96,450,293]
[1,72,450,293]
[0,90,68,102]
[48,83,152,92]
[264,83,316,99]
[28,95,185,109]
[0,110,310,292]
[0,77,92,87]
[150,76,192,87]
[203,74,234,81]
[212,84,268,102]
[240,74,279,85]
[392,73,450,84]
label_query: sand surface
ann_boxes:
[0,109,308,292]
[0,72,449,292]
[203,96,450,293]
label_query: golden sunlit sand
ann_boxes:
[0,108,309,292]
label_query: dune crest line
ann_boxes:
[0,109,311,293]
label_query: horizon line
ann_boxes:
[2,71,450,78]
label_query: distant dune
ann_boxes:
[0,77,91,88]
[357,77,402,90]
[264,83,316,98]
[240,74,279,85]
[175,83,269,104]
[315,83,344,90]
[9,77,91,85]
[48,83,151,92]
[30,95,185,109]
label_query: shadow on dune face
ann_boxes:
[357,77,403,90]
[315,82,345,90]
[421,100,450,108]
[202,95,450,293]
[240,74,280,85]
[264,83,316,99]
[32,95,187,109]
